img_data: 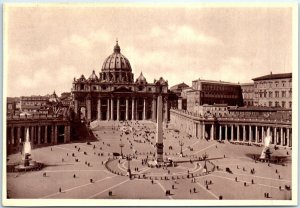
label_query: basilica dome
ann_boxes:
[99,41,134,83]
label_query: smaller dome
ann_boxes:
[88,70,98,81]
[155,77,167,85]
[135,72,147,84]
[49,90,59,103]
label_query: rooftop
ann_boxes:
[252,72,292,81]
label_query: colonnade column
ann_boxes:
[125,98,129,120]
[45,126,48,144]
[117,97,120,121]
[107,99,110,120]
[210,124,214,140]
[17,127,21,145]
[280,128,283,146]
[11,126,14,145]
[243,125,246,142]
[249,126,252,142]
[287,128,290,147]
[38,126,41,145]
[219,125,222,141]
[143,98,146,120]
[231,125,234,141]
[97,99,102,120]
[132,98,135,120]
[110,98,114,120]
[261,126,265,143]
[225,125,228,140]
[31,126,34,143]
[236,125,239,141]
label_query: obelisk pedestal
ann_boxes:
[156,95,164,165]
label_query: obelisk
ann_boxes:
[156,95,164,165]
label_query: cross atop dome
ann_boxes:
[114,39,121,53]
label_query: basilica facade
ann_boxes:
[71,42,169,122]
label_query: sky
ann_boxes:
[5,4,294,97]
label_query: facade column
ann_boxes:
[110,98,114,120]
[143,98,146,120]
[249,125,252,142]
[86,97,91,121]
[273,127,277,144]
[231,125,234,141]
[287,128,290,147]
[210,124,214,140]
[125,98,129,120]
[152,97,157,121]
[225,125,228,140]
[11,126,14,145]
[97,98,102,120]
[38,126,41,145]
[202,123,205,139]
[261,126,265,143]
[236,125,239,141]
[255,126,258,143]
[74,100,79,117]
[243,125,246,142]
[54,125,58,145]
[132,98,135,120]
[64,125,70,143]
[117,97,120,121]
[45,126,48,144]
[219,125,222,140]
[107,98,110,120]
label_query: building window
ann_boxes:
[275,101,279,107]
[80,84,84,90]
[282,81,286,87]
[289,89,292,97]
[289,101,292,108]
[269,91,273,98]
[282,101,286,108]
[275,91,279,98]
[269,101,272,107]
[282,91,286,97]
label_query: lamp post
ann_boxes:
[179,141,184,156]
[126,155,132,179]
[202,152,208,171]
[119,142,124,157]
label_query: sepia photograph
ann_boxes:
[2,3,298,206]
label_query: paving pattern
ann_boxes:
[7,121,292,200]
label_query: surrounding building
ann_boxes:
[252,72,292,109]
[240,83,254,106]
[20,95,49,113]
[186,79,243,111]
[170,82,190,111]
[191,104,229,117]
[72,41,169,122]
[7,97,19,116]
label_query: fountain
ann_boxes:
[260,129,272,161]
[15,128,43,172]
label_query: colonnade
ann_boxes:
[7,122,70,152]
[170,110,292,147]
